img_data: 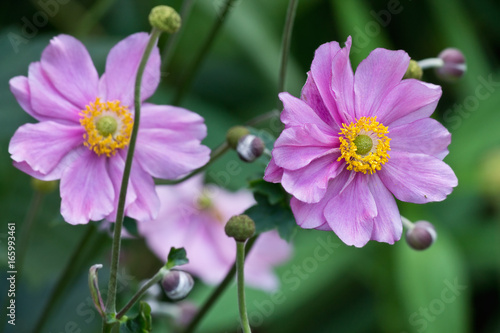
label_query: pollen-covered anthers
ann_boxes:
[80,98,133,157]
[338,116,391,174]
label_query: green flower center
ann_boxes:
[353,134,373,155]
[96,116,118,137]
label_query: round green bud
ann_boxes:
[403,59,423,80]
[226,126,250,150]
[31,178,58,193]
[225,215,255,242]
[149,5,181,34]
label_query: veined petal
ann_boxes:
[9,121,84,176]
[389,118,451,160]
[330,36,355,122]
[281,154,344,203]
[135,128,210,180]
[367,174,402,244]
[263,158,284,183]
[272,124,339,170]
[324,173,377,247]
[354,49,410,118]
[279,92,332,133]
[125,161,160,222]
[376,79,442,126]
[40,35,99,108]
[300,74,338,129]
[100,33,160,106]
[60,149,114,224]
[378,151,458,204]
[10,76,36,120]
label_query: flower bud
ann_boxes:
[149,5,181,34]
[403,59,423,80]
[161,270,194,300]
[435,48,466,82]
[31,178,58,193]
[225,214,255,242]
[226,126,250,150]
[405,221,437,250]
[237,135,265,162]
[88,264,105,316]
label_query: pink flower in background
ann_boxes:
[8,33,210,225]
[265,36,457,247]
[138,175,292,291]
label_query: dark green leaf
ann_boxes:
[248,178,286,205]
[166,247,189,269]
[123,216,140,237]
[119,302,153,333]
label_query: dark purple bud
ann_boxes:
[435,48,466,82]
[405,221,437,250]
[161,270,194,300]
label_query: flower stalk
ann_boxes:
[236,241,252,333]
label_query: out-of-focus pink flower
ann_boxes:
[137,175,292,291]
[265,36,457,247]
[9,33,210,225]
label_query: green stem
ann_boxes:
[116,267,168,319]
[33,224,97,333]
[172,0,237,105]
[104,28,162,317]
[183,236,257,333]
[157,141,230,185]
[17,190,43,278]
[277,0,299,108]
[236,241,251,333]
[74,0,117,37]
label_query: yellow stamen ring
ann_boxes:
[337,116,391,174]
[80,97,133,157]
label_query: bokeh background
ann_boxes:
[1,0,500,332]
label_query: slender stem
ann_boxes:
[74,0,117,37]
[33,224,97,333]
[183,236,257,333]
[116,267,168,319]
[172,0,237,105]
[277,0,299,108]
[157,141,230,185]
[417,58,444,70]
[162,0,196,70]
[104,28,162,316]
[401,216,414,230]
[17,190,43,277]
[245,109,280,127]
[236,241,251,332]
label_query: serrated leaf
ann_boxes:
[166,247,189,269]
[119,302,153,333]
[244,193,297,241]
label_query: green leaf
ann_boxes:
[123,216,139,237]
[166,247,189,269]
[119,302,153,333]
[248,178,285,205]
[245,193,297,241]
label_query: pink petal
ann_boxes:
[290,169,351,229]
[9,121,84,176]
[272,124,339,170]
[378,151,458,204]
[13,148,82,181]
[324,173,377,247]
[309,41,348,127]
[141,104,207,140]
[354,49,410,118]
[389,118,451,160]
[300,74,338,130]
[60,149,114,224]
[125,160,160,222]
[279,92,332,133]
[281,154,344,203]
[28,62,83,123]
[10,76,36,120]
[376,79,442,127]
[135,127,210,180]
[99,33,160,106]
[330,36,355,122]
[263,158,284,183]
[40,35,98,108]
[367,174,402,244]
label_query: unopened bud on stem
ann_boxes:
[149,6,181,33]
[405,221,437,250]
[161,270,194,300]
[225,215,255,242]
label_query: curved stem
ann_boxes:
[116,267,168,319]
[236,241,251,332]
[417,58,444,70]
[401,216,414,230]
[172,0,237,105]
[183,235,257,333]
[277,0,299,108]
[74,0,117,37]
[104,28,162,316]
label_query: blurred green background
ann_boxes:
[1,0,500,332]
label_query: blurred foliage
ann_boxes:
[1,0,500,332]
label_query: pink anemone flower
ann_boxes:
[9,33,210,225]
[264,36,458,247]
[137,175,292,292]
